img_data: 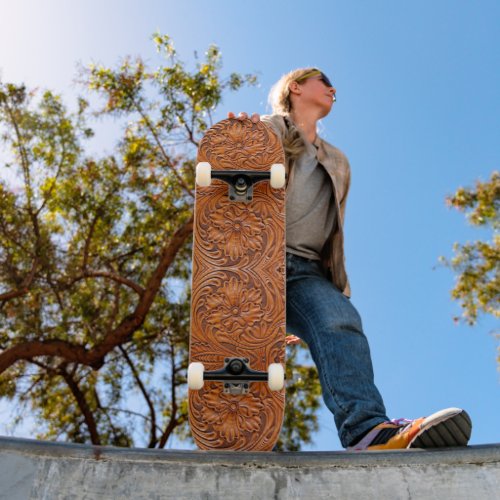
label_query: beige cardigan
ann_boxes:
[261,114,352,297]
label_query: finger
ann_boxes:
[227,112,236,118]
[238,112,248,120]
[250,113,260,123]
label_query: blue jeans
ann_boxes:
[286,253,389,448]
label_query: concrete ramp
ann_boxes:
[1,436,499,499]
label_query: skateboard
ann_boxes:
[188,118,286,451]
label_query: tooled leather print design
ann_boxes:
[189,119,286,451]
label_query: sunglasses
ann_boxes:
[296,70,334,89]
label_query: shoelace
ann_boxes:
[350,417,423,449]
[388,418,417,434]
[390,417,415,427]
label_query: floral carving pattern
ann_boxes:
[206,204,265,259]
[201,386,264,442]
[205,277,263,334]
[189,119,286,451]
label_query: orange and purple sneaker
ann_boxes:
[348,408,472,451]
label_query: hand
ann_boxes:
[285,334,302,346]
[227,111,260,123]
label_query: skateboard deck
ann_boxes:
[188,118,286,451]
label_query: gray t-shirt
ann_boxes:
[286,141,336,260]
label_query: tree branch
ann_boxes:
[158,340,179,448]
[119,345,157,447]
[82,208,102,271]
[35,143,67,216]
[1,96,45,271]
[0,217,32,256]
[83,269,145,296]
[0,257,39,302]
[130,94,194,198]
[183,121,199,148]
[58,366,101,445]
[0,216,193,374]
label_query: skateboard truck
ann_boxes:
[205,357,267,395]
[196,162,286,203]
[188,358,285,394]
[212,171,271,203]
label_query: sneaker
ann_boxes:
[348,408,472,451]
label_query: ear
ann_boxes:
[288,81,302,96]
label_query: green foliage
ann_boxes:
[0,34,322,450]
[442,171,499,328]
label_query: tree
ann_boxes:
[443,171,499,348]
[0,34,322,449]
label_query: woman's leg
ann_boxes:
[286,253,388,448]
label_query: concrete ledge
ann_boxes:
[1,436,499,499]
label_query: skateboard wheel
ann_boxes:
[196,162,212,187]
[188,362,205,390]
[268,363,285,391]
[270,163,286,189]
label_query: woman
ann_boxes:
[228,68,471,450]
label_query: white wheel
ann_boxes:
[188,362,204,390]
[196,162,212,187]
[268,363,285,391]
[270,163,286,189]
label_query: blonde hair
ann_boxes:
[268,67,319,161]
[268,67,319,114]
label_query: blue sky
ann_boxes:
[0,0,498,450]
